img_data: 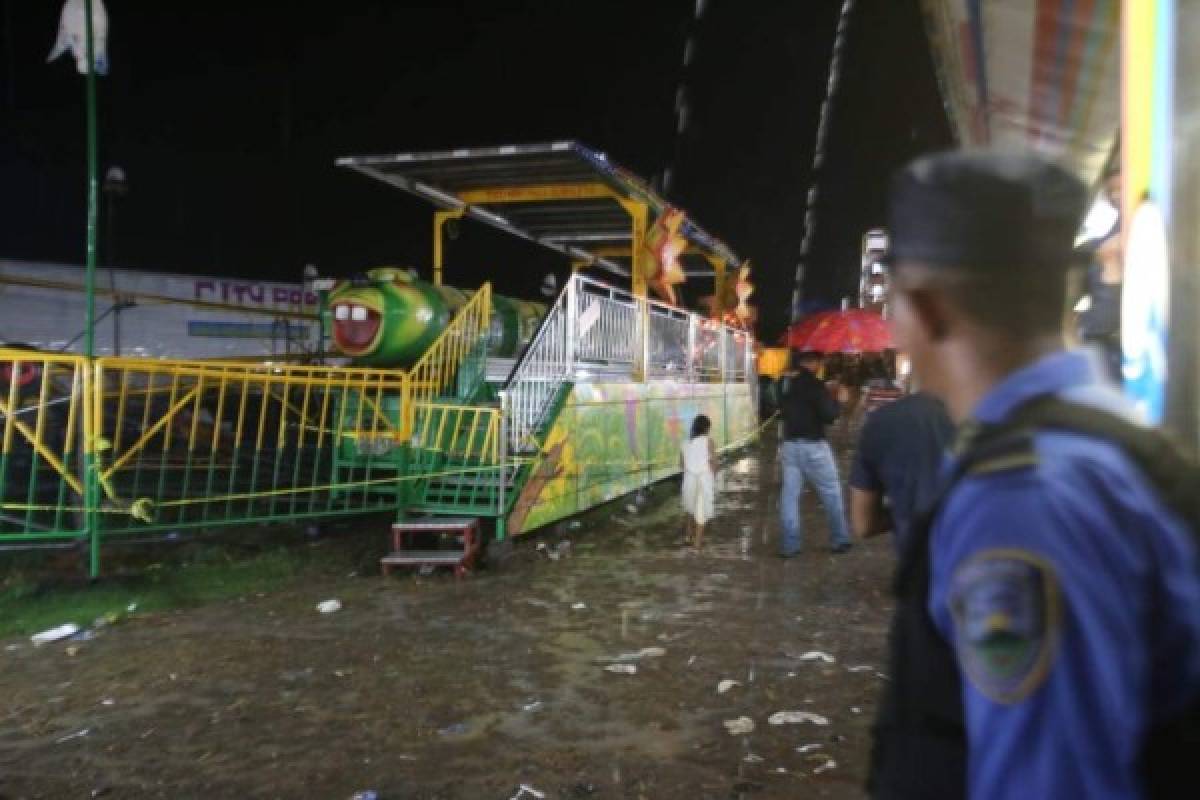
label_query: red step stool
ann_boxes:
[380,517,481,578]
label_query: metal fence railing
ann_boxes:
[576,288,638,365]
[0,281,504,573]
[408,401,505,515]
[91,358,409,537]
[695,322,724,380]
[646,304,691,378]
[504,273,756,452]
[0,349,89,542]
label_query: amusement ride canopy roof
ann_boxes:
[920,0,1120,184]
[336,141,740,279]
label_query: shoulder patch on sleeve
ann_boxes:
[948,549,1062,704]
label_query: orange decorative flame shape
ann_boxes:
[697,265,756,328]
[642,207,688,305]
[733,262,755,326]
[710,262,755,328]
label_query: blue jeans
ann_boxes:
[779,438,850,554]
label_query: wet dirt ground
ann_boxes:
[1,430,896,799]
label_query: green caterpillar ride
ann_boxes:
[324,267,545,367]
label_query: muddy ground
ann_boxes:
[1,430,896,799]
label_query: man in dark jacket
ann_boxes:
[777,350,852,556]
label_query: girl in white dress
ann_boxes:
[680,415,717,549]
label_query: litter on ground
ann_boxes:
[796,651,836,663]
[31,624,80,646]
[611,646,665,662]
[604,664,637,675]
[723,717,755,736]
[315,600,341,614]
[717,679,740,694]
[768,711,830,726]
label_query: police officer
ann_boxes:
[868,151,1200,799]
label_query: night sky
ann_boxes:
[1,0,951,341]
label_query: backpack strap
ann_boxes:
[1004,395,1200,537]
[898,393,1200,587]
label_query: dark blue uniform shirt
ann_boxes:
[850,392,954,553]
[928,350,1200,799]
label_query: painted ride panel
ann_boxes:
[507,380,757,535]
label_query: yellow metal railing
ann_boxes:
[1,285,502,567]
[412,401,501,463]
[89,357,408,532]
[409,400,503,512]
[0,348,91,539]
[407,282,492,411]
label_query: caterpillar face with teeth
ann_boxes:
[323,267,546,367]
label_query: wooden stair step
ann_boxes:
[381,551,467,565]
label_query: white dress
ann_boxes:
[681,435,716,525]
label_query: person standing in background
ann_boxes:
[849,391,954,554]
[680,414,716,550]
[777,350,853,557]
[862,354,905,415]
[1077,165,1123,382]
[1077,222,1123,382]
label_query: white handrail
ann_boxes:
[504,278,574,452]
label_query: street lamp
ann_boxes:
[102,165,127,353]
[102,165,126,265]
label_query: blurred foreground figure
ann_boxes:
[849,391,953,554]
[868,151,1200,800]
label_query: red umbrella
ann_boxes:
[781,309,892,353]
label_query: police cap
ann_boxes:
[887,151,1088,271]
